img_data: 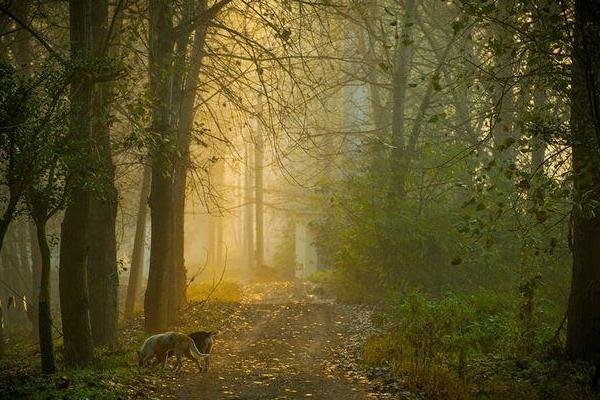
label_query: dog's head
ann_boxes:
[189,330,219,340]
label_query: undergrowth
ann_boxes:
[0,285,241,400]
[359,291,597,400]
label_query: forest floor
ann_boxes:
[162,281,390,400]
[0,281,406,399]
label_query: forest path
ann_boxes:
[174,282,372,400]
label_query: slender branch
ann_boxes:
[0,5,64,61]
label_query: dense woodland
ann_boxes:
[0,0,599,399]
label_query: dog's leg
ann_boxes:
[193,357,202,373]
[204,356,210,372]
[185,349,203,373]
[172,354,179,371]
[176,352,184,372]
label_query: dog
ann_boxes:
[137,332,209,372]
[187,331,219,371]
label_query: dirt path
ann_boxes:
[174,282,373,400]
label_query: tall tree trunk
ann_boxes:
[390,0,417,197]
[125,165,151,319]
[28,220,41,341]
[244,143,255,269]
[0,303,4,358]
[491,0,516,158]
[566,0,600,361]
[34,217,56,374]
[59,0,94,367]
[16,221,31,297]
[531,87,547,174]
[12,221,32,333]
[235,171,243,248]
[254,103,265,269]
[144,0,175,333]
[350,7,388,169]
[168,3,209,323]
[87,0,119,348]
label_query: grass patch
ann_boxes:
[0,340,166,400]
[187,280,242,304]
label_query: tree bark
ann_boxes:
[491,0,516,158]
[531,87,547,175]
[0,304,4,358]
[244,143,255,269]
[59,0,94,367]
[0,193,20,255]
[34,217,56,374]
[168,2,209,323]
[125,165,151,319]
[10,221,32,333]
[566,0,600,361]
[350,7,389,167]
[390,0,418,197]
[254,100,265,269]
[87,0,119,348]
[145,0,175,333]
[28,220,40,341]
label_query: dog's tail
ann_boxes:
[188,338,209,360]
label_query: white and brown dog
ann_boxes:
[137,332,209,372]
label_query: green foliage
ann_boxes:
[312,108,576,395]
[362,291,596,400]
[0,345,150,400]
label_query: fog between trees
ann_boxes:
[0,1,600,398]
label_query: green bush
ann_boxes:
[361,291,598,400]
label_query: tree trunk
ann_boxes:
[254,103,265,269]
[11,221,32,333]
[566,0,600,361]
[59,0,94,367]
[0,195,19,255]
[0,304,4,358]
[87,0,119,347]
[390,0,418,197]
[244,143,255,269]
[28,220,40,341]
[531,87,547,175]
[491,0,516,158]
[168,5,209,323]
[144,0,175,333]
[16,221,32,298]
[125,165,151,319]
[146,165,174,333]
[351,5,389,166]
[35,217,56,374]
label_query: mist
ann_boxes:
[0,1,599,399]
